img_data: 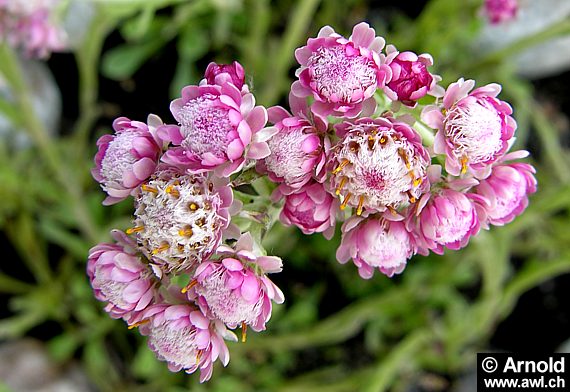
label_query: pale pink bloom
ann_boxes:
[92,115,163,205]
[191,253,284,332]
[277,181,338,239]
[422,79,516,179]
[330,117,430,216]
[292,22,389,119]
[0,0,67,58]
[87,230,156,322]
[336,216,415,279]
[161,77,274,177]
[409,189,480,254]
[474,151,536,226]
[483,0,518,25]
[139,304,237,382]
[257,104,326,191]
[204,61,245,90]
[383,46,443,107]
[132,170,234,273]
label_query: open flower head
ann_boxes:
[0,0,67,58]
[483,0,518,24]
[292,22,389,119]
[258,105,326,191]
[139,304,236,382]
[92,115,163,205]
[87,230,156,322]
[132,170,233,273]
[336,216,415,279]
[422,79,516,178]
[330,117,430,216]
[161,72,273,177]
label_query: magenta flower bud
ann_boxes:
[204,61,245,90]
[474,158,536,226]
[192,254,284,332]
[410,189,480,254]
[258,105,325,191]
[384,48,440,107]
[87,230,156,322]
[330,117,430,216]
[132,170,234,273]
[92,116,163,205]
[422,79,516,178]
[278,182,338,239]
[336,216,415,279]
[483,0,518,25]
[161,79,273,177]
[292,22,390,119]
[138,304,237,382]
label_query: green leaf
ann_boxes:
[48,332,82,362]
[101,40,163,80]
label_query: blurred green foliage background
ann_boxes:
[0,0,569,391]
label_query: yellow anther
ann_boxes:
[178,226,193,237]
[165,185,180,198]
[379,136,387,145]
[388,206,398,216]
[335,177,347,196]
[126,226,144,235]
[141,184,158,193]
[356,195,365,216]
[460,156,469,175]
[398,148,410,169]
[413,177,422,187]
[152,243,170,255]
[188,202,198,211]
[340,193,352,210]
[181,279,198,294]
[241,322,248,343]
[128,319,149,329]
[332,159,349,175]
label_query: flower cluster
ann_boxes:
[0,0,67,58]
[88,21,536,382]
[89,64,283,382]
[482,0,518,25]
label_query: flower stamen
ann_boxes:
[141,184,158,193]
[152,242,170,255]
[181,279,198,294]
[340,193,352,210]
[332,159,350,175]
[241,321,247,343]
[126,226,144,234]
[335,177,347,195]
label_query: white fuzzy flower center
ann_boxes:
[134,174,225,272]
[445,99,503,164]
[197,268,262,327]
[179,94,233,159]
[332,128,425,213]
[308,45,376,103]
[100,131,138,190]
[93,267,130,309]
[265,127,315,184]
[149,323,199,370]
[365,228,409,268]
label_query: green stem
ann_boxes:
[0,44,99,243]
[413,120,435,147]
[259,0,321,105]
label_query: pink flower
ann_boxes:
[292,22,390,119]
[422,79,516,178]
[336,216,415,279]
[0,0,67,58]
[409,189,480,254]
[204,61,245,90]
[474,152,537,226]
[257,105,326,191]
[277,181,338,239]
[132,170,234,273]
[383,46,443,107]
[87,230,156,322]
[330,117,430,216]
[191,253,284,333]
[161,76,274,177]
[92,115,163,205]
[138,304,236,382]
[483,0,518,25]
